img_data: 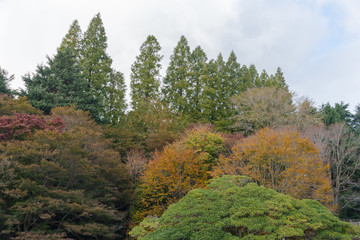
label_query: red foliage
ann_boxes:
[0,113,65,141]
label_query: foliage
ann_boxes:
[133,126,225,223]
[124,98,187,153]
[130,35,163,109]
[186,46,208,121]
[0,113,64,141]
[131,175,356,240]
[232,87,321,135]
[162,35,192,114]
[0,110,132,239]
[81,13,127,123]
[24,46,98,116]
[0,95,41,116]
[215,128,334,207]
[0,66,14,96]
[321,102,352,126]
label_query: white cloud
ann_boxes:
[0,0,359,109]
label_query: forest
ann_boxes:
[0,13,359,239]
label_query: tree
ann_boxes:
[187,46,207,121]
[24,47,97,115]
[321,102,352,126]
[130,175,357,240]
[58,20,82,58]
[0,113,64,141]
[133,126,225,222]
[232,87,321,135]
[0,66,14,96]
[269,67,288,90]
[224,51,241,96]
[0,95,41,116]
[215,128,334,207]
[130,35,163,109]
[304,122,360,218]
[200,54,233,128]
[81,13,126,123]
[232,87,295,135]
[0,108,133,239]
[162,35,192,114]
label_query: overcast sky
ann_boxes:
[1,0,360,110]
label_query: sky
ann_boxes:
[1,0,360,110]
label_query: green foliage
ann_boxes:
[58,20,82,58]
[132,125,225,224]
[81,13,127,123]
[130,35,163,109]
[162,35,192,114]
[0,66,14,96]
[187,46,208,121]
[0,95,41,116]
[321,102,352,126]
[0,109,132,239]
[131,175,357,240]
[24,46,98,116]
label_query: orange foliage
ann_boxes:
[214,128,334,207]
[137,143,209,219]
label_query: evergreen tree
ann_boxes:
[58,19,82,58]
[188,46,207,121]
[224,51,241,97]
[257,69,269,87]
[0,66,14,95]
[270,67,288,90]
[321,102,352,126]
[200,54,232,128]
[81,13,126,123]
[130,35,163,109]
[162,35,192,114]
[24,47,97,115]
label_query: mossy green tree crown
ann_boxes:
[130,175,358,240]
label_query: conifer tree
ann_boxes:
[58,19,82,58]
[0,66,14,95]
[162,35,192,114]
[24,47,97,115]
[270,67,288,90]
[188,46,207,121]
[224,51,241,97]
[130,35,163,109]
[200,54,231,127]
[81,13,126,123]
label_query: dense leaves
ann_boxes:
[130,35,162,110]
[0,107,132,239]
[133,126,225,222]
[0,113,64,141]
[0,66,14,96]
[215,128,334,207]
[131,175,358,239]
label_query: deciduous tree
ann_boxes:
[215,128,334,207]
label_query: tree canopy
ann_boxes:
[130,175,358,240]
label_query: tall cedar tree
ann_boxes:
[162,36,192,115]
[24,47,96,115]
[130,35,163,109]
[58,20,82,58]
[81,13,126,123]
[0,66,13,96]
[224,51,241,97]
[200,54,233,129]
[188,46,207,121]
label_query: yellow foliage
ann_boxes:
[214,128,334,208]
[137,143,209,219]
